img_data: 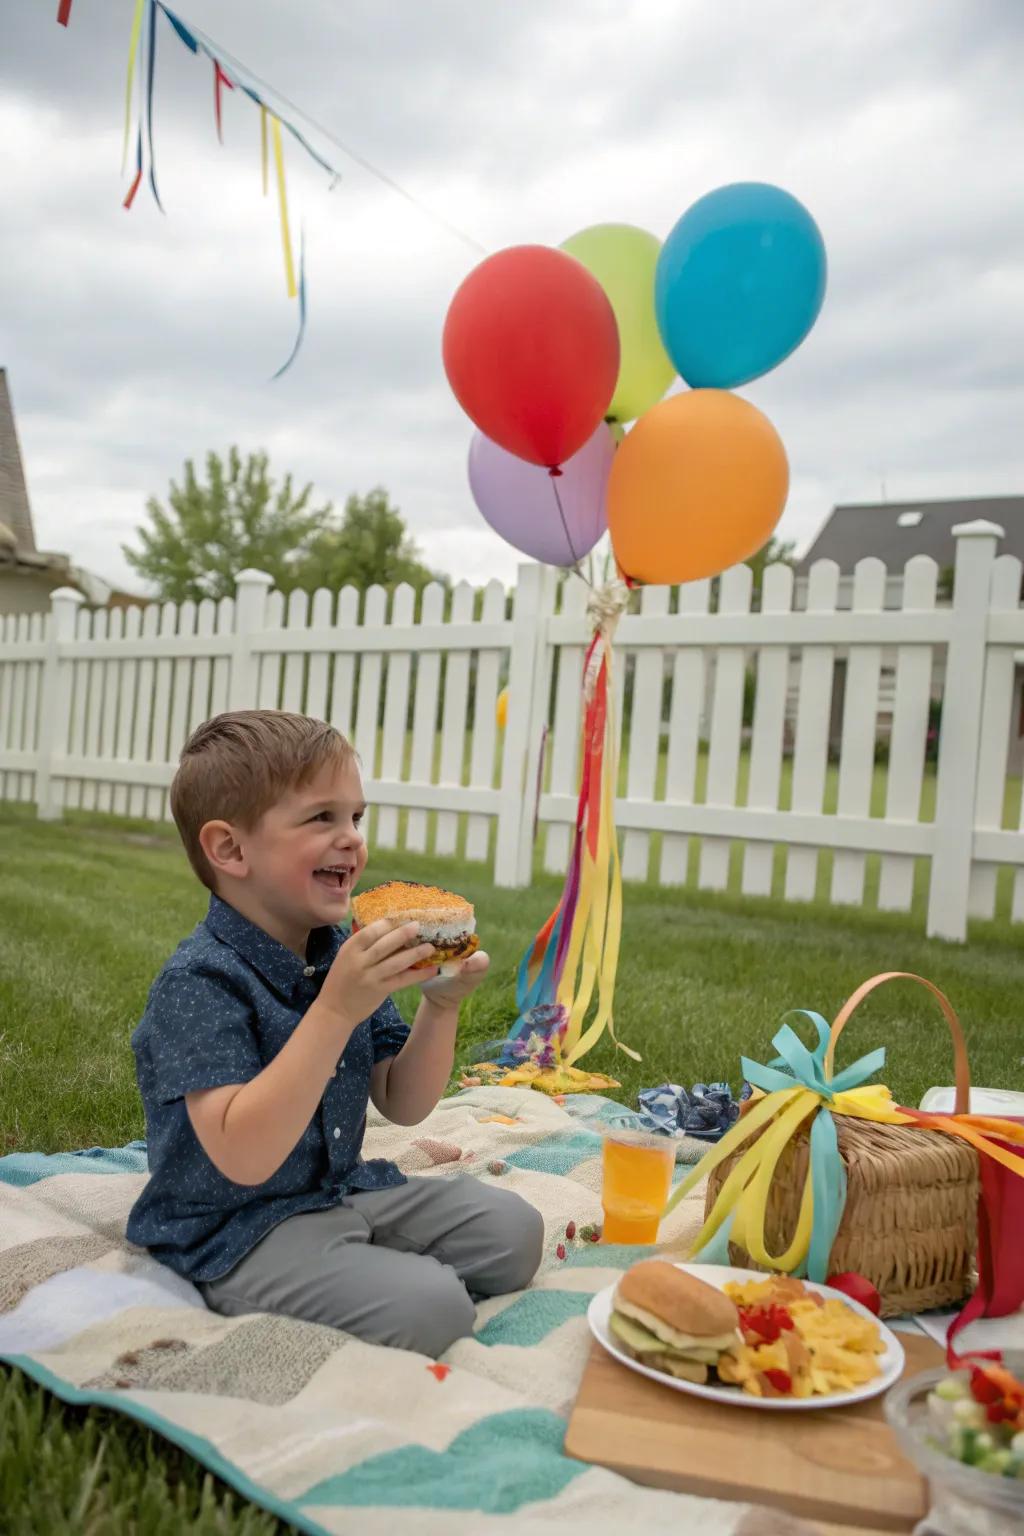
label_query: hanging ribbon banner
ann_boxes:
[496,578,638,1091]
[57,0,73,25]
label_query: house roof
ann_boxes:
[797,496,1024,574]
[0,368,36,553]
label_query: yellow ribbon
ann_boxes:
[121,0,146,174]
[271,117,297,298]
[666,1075,1024,1278]
[559,641,637,1066]
[260,104,268,195]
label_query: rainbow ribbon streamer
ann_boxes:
[113,1,342,375]
[665,991,1024,1283]
[502,581,638,1075]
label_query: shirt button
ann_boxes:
[303,965,315,978]
[333,1127,341,1139]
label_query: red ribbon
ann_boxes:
[57,0,73,24]
[946,1126,1024,1367]
[213,60,235,142]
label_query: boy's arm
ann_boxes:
[187,996,354,1186]
[370,951,490,1126]
[188,920,436,1186]
[369,994,460,1127]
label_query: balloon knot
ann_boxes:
[548,466,563,478]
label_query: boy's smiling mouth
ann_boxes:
[313,864,353,894]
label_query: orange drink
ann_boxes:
[600,1129,675,1244]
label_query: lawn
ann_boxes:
[2,805,1023,1532]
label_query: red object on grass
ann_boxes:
[442,245,619,469]
[826,1271,882,1316]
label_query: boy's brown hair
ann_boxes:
[170,710,354,891]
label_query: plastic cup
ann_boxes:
[600,1126,676,1244]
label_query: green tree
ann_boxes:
[298,487,443,597]
[123,448,333,602]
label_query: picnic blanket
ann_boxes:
[0,1088,818,1535]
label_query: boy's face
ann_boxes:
[218,755,369,942]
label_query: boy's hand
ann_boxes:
[418,950,490,1009]
[319,920,438,1030]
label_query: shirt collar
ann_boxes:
[205,894,339,996]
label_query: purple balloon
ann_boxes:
[468,422,615,567]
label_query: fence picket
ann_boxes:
[129,603,158,819]
[257,590,285,710]
[354,587,386,818]
[544,577,587,874]
[830,559,886,906]
[660,579,711,885]
[622,584,669,882]
[879,557,937,911]
[113,607,141,816]
[147,603,178,821]
[65,604,92,811]
[187,598,217,737]
[968,554,1022,919]
[406,582,444,853]
[699,564,753,890]
[211,597,234,718]
[742,562,795,897]
[784,560,840,901]
[80,608,107,812]
[281,589,309,716]
[436,583,474,857]
[305,589,334,724]
[328,587,359,738]
[377,583,414,849]
[467,580,505,863]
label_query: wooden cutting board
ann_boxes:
[564,1330,943,1533]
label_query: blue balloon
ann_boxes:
[655,182,827,389]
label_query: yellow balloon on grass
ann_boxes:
[496,688,509,729]
[561,223,675,425]
[608,389,789,585]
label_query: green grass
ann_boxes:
[2,804,1023,1531]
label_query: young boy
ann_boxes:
[127,709,543,1358]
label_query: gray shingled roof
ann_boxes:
[0,368,36,553]
[797,496,1024,574]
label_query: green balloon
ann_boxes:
[561,223,675,424]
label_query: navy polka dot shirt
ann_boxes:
[126,894,410,1283]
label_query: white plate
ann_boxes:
[588,1262,905,1412]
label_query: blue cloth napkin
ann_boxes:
[636,1081,749,1142]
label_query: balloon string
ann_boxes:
[549,471,594,586]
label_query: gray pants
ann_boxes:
[198,1177,544,1359]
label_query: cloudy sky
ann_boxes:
[2,0,1022,594]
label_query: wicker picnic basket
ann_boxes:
[706,973,980,1318]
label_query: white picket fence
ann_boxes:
[1,520,1022,942]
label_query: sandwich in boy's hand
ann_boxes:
[609,1260,741,1384]
[350,881,479,975]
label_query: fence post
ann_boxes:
[35,585,85,822]
[494,562,555,888]
[927,520,1004,941]
[227,569,273,711]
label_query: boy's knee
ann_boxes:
[392,1266,476,1359]
[490,1190,545,1293]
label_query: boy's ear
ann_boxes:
[198,820,249,883]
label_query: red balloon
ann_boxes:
[442,245,620,469]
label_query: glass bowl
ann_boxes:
[884,1368,1024,1536]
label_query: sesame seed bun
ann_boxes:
[350,881,477,967]
[614,1261,739,1348]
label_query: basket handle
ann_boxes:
[823,971,971,1114]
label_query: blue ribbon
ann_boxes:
[715,1010,888,1283]
[145,0,164,211]
[271,228,307,379]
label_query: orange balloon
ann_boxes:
[607,389,789,584]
